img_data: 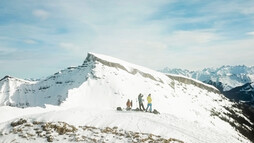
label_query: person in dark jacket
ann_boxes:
[138,93,145,111]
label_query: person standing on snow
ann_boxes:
[138,93,145,111]
[146,94,152,112]
[126,99,132,110]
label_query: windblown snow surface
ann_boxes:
[0,53,251,143]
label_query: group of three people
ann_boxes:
[126,93,152,112]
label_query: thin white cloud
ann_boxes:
[246,31,254,36]
[164,30,219,46]
[0,47,17,54]
[33,9,49,20]
[60,42,75,49]
[59,42,83,53]
[201,1,254,15]
[24,39,37,44]
[241,7,254,15]
[0,36,9,40]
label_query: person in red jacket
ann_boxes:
[126,99,132,110]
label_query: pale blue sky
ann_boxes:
[1,0,254,79]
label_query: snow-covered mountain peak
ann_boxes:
[0,75,33,84]
[161,65,254,91]
[0,53,253,143]
[0,52,222,109]
[85,52,122,63]
[0,75,12,81]
[83,52,134,69]
[83,52,169,84]
[85,52,159,74]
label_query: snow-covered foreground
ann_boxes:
[0,53,252,142]
[0,106,248,143]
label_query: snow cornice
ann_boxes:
[166,74,220,94]
[84,53,221,94]
[84,52,162,83]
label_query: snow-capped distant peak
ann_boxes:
[0,75,12,81]
[0,75,35,84]
[160,65,254,91]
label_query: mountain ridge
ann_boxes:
[160,65,254,91]
[0,53,253,142]
[0,52,220,108]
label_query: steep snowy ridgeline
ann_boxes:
[0,52,220,109]
[0,76,36,106]
[0,53,253,142]
[161,65,254,91]
[0,61,94,107]
[166,74,219,94]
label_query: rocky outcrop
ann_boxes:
[2,119,184,143]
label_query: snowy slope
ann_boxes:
[161,65,254,91]
[0,76,36,106]
[0,53,253,143]
[0,63,93,107]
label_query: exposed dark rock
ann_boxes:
[203,80,224,92]
[211,103,254,142]
[0,119,187,143]
[0,75,12,82]
[10,118,27,127]
[223,83,254,102]
[47,135,54,142]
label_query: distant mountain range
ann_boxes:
[160,65,254,91]
[224,83,254,103]
[160,65,254,103]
